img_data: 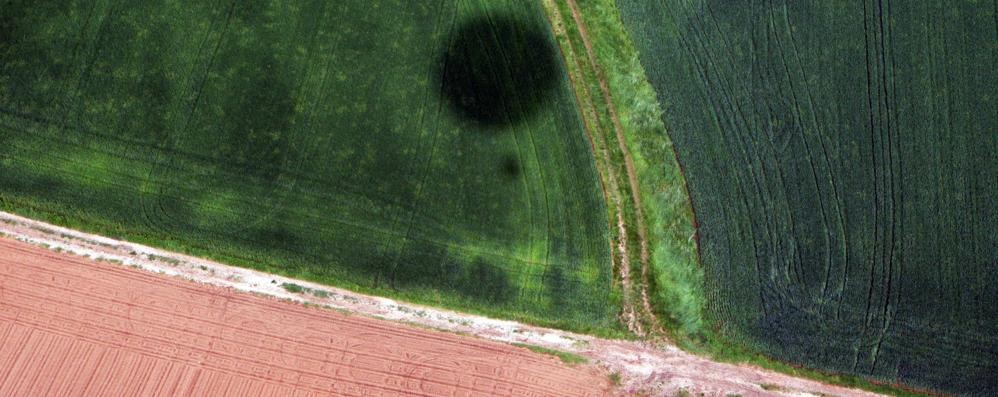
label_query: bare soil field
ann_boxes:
[0,238,610,396]
[0,212,886,396]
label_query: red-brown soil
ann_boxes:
[0,238,610,397]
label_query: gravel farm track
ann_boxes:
[0,211,888,397]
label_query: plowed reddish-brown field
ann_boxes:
[0,239,609,396]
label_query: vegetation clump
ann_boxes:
[512,343,588,366]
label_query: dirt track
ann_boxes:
[0,212,887,396]
[0,238,610,396]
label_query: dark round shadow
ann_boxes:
[500,155,521,179]
[437,16,560,127]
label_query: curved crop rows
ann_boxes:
[618,0,997,394]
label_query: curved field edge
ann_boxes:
[541,0,701,337]
[539,1,929,396]
[614,1,995,395]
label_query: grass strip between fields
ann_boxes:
[539,1,926,396]
[541,0,661,338]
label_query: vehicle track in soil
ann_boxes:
[562,0,661,337]
[542,0,641,336]
[541,0,661,336]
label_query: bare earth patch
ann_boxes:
[0,234,609,396]
[0,211,883,396]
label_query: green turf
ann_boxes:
[617,0,996,394]
[0,0,618,333]
[545,0,703,338]
[512,343,588,366]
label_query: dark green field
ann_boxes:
[618,0,996,394]
[0,0,617,331]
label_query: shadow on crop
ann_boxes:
[500,155,521,179]
[360,243,515,305]
[0,11,13,48]
[461,258,514,303]
[217,53,295,181]
[436,16,559,127]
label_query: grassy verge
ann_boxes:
[512,343,589,366]
[540,0,663,336]
[541,0,700,338]
[540,0,927,395]
[550,0,703,337]
[280,282,331,299]
[0,198,631,340]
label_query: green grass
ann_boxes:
[281,282,332,299]
[548,0,704,339]
[0,0,620,334]
[616,0,996,395]
[512,343,588,366]
[608,371,621,386]
[280,282,305,294]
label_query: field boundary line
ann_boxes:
[563,0,663,337]
[0,210,885,397]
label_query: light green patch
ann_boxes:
[511,343,588,366]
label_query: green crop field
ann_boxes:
[0,0,618,332]
[618,0,996,394]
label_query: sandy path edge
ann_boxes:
[0,211,882,397]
